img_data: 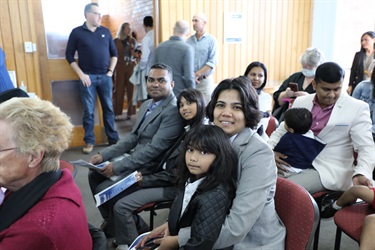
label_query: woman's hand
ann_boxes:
[294,91,308,97]
[274,151,290,175]
[285,87,295,98]
[346,86,353,95]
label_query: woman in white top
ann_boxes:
[244,61,272,137]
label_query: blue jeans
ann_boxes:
[79,74,119,144]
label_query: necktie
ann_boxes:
[135,102,158,134]
[0,187,6,206]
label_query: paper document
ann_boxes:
[70,159,110,170]
[70,159,122,181]
[129,231,159,250]
[94,171,139,207]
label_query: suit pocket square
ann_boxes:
[335,124,349,127]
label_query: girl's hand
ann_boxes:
[154,236,179,250]
[136,223,168,248]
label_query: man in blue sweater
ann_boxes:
[66,2,119,154]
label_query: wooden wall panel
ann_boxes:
[0,0,313,146]
[0,1,16,70]
[157,0,312,88]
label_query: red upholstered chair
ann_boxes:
[334,203,375,250]
[311,190,335,250]
[275,177,320,250]
[134,200,174,230]
[312,151,358,249]
[59,159,77,178]
[266,115,279,137]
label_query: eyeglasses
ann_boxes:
[0,147,17,153]
[89,11,102,17]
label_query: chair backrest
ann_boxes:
[266,115,278,137]
[60,159,77,178]
[0,88,29,103]
[275,177,320,250]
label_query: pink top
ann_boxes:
[310,96,335,135]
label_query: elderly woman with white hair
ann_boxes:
[0,98,92,249]
[272,47,325,121]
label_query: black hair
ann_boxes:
[371,70,375,99]
[176,125,237,199]
[284,107,312,134]
[206,76,261,129]
[84,3,98,18]
[360,31,375,53]
[143,16,153,27]
[149,63,173,80]
[177,88,206,128]
[243,61,268,92]
[314,62,345,84]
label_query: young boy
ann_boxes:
[321,185,375,249]
[321,185,375,218]
[273,107,326,177]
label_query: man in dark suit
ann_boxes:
[88,63,184,229]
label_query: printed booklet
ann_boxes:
[70,159,120,181]
[129,231,160,250]
[94,170,139,207]
[70,159,110,170]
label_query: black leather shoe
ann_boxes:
[320,191,344,218]
[100,220,114,238]
[112,239,118,248]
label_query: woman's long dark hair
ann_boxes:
[176,125,238,199]
[360,31,375,54]
[177,88,206,128]
[243,61,268,93]
[358,31,375,78]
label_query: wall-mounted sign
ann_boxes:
[224,12,244,44]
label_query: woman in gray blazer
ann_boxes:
[140,77,286,250]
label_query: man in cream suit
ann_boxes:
[269,62,375,193]
[88,63,184,227]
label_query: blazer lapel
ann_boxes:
[168,191,184,233]
[137,94,174,134]
[131,100,151,133]
[317,95,346,137]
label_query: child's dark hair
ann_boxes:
[176,125,237,198]
[284,107,312,134]
[177,88,206,128]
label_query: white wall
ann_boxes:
[311,0,375,86]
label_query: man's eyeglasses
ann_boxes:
[0,147,17,153]
[89,11,102,17]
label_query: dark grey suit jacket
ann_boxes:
[100,93,184,176]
